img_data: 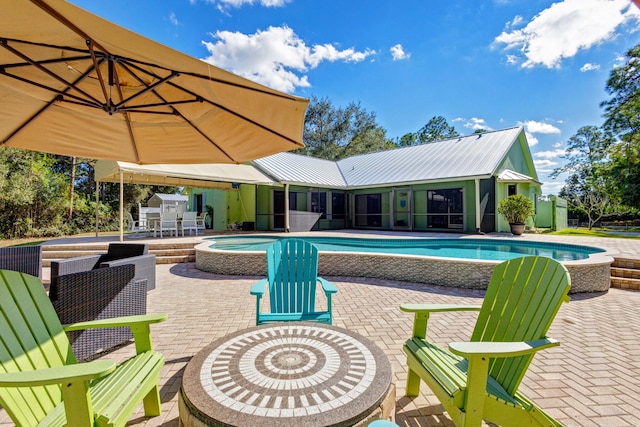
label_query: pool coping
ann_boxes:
[194,235,614,293]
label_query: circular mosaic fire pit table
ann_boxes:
[179,322,395,426]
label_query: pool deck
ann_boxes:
[2,231,640,426]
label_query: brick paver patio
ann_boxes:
[0,232,638,426]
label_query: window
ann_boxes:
[355,194,382,227]
[310,191,327,219]
[331,192,346,220]
[427,188,463,229]
[508,184,517,197]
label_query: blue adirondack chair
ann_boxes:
[401,256,571,427]
[250,239,338,325]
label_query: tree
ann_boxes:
[416,116,459,144]
[601,43,640,207]
[300,96,393,160]
[553,126,627,229]
[550,126,614,179]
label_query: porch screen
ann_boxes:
[427,188,463,229]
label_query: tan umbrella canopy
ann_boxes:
[0,0,307,164]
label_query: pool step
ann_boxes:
[611,257,640,290]
[42,242,196,266]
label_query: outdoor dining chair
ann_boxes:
[181,211,198,236]
[158,212,179,238]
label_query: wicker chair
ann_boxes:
[50,264,148,361]
[50,242,156,291]
[0,245,42,279]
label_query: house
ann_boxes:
[187,126,563,233]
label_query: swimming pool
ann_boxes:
[203,235,604,262]
[195,234,614,293]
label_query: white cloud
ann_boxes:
[494,0,640,68]
[522,120,561,134]
[535,148,565,159]
[463,117,493,131]
[390,44,411,61]
[508,15,524,29]
[525,131,539,146]
[540,180,566,195]
[201,26,375,92]
[534,159,558,173]
[168,12,179,26]
[580,62,600,72]
[207,0,291,7]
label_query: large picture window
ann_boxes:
[427,188,463,229]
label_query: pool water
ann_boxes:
[206,236,604,262]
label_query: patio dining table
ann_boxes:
[179,322,395,426]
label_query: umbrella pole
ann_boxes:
[95,181,99,237]
[120,171,124,242]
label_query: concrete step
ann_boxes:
[42,242,197,266]
[611,266,640,280]
[611,257,640,269]
[610,276,640,291]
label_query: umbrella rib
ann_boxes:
[30,0,110,54]
[113,71,179,110]
[87,41,110,106]
[0,39,103,106]
[121,59,303,148]
[116,61,236,162]
[110,64,141,163]
[1,60,106,145]
[167,80,303,148]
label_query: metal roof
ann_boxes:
[498,169,541,184]
[253,152,347,188]
[253,126,527,189]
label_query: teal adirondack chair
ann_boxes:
[0,269,167,427]
[250,239,338,325]
[401,256,570,427]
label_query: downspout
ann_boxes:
[475,178,481,233]
[284,183,290,232]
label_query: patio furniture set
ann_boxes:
[127,211,207,238]
[0,239,571,426]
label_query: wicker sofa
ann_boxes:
[50,243,156,291]
[0,245,42,279]
[50,264,147,361]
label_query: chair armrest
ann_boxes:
[0,360,115,387]
[51,255,103,275]
[318,277,338,294]
[100,254,156,291]
[250,279,268,297]
[449,338,560,358]
[401,304,482,340]
[400,304,482,313]
[63,313,168,331]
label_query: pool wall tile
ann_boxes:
[195,243,612,293]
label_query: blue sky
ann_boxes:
[70,0,640,194]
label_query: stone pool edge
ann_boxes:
[194,241,614,293]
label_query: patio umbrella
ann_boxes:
[0,0,307,164]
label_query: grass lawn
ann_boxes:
[551,228,640,239]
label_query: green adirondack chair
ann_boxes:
[250,238,338,325]
[0,269,167,427]
[401,256,570,427]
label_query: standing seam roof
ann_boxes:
[253,126,526,188]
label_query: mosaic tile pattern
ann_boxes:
[181,323,393,426]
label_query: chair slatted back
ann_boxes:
[267,239,319,314]
[471,256,570,396]
[0,270,76,426]
[181,212,197,227]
